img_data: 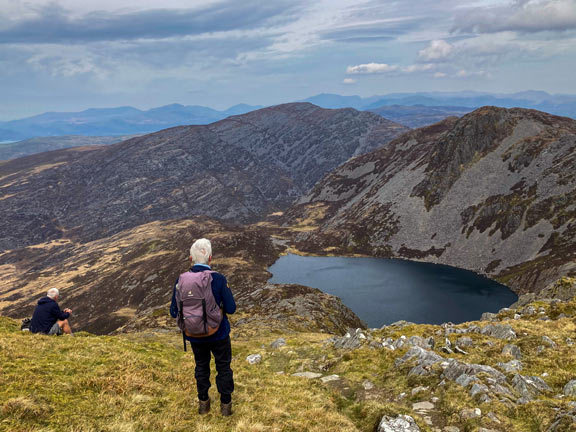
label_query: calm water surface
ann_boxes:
[268,254,517,327]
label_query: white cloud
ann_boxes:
[342,77,356,84]
[418,39,454,61]
[454,0,576,34]
[455,69,489,78]
[346,62,435,75]
[402,63,435,73]
[433,71,447,78]
[346,62,398,74]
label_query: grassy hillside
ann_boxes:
[1,291,575,432]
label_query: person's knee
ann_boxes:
[57,319,69,327]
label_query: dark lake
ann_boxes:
[268,254,517,327]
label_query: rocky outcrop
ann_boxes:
[0,103,408,249]
[286,107,576,294]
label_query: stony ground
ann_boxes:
[1,280,575,432]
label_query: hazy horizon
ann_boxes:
[1,0,575,120]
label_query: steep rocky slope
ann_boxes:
[286,107,576,294]
[0,102,407,249]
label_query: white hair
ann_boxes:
[190,238,212,264]
[47,288,59,299]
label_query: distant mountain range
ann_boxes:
[0,103,262,141]
[301,91,576,118]
[366,105,474,128]
[2,91,575,143]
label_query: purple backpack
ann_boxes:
[176,271,223,339]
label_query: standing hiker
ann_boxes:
[29,288,73,335]
[170,238,236,416]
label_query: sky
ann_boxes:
[1,0,576,120]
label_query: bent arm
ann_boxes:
[53,304,70,321]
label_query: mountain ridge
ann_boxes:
[0,102,408,249]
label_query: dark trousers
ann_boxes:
[190,336,234,403]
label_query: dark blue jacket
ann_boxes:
[170,264,236,343]
[29,296,70,334]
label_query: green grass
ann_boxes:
[0,319,357,432]
[1,297,576,432]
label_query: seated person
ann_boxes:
[29,288,73,335]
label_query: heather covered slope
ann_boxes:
[286,107,576,295]
[0,102,407,249]
[0,217,362,334]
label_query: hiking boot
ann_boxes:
[198,399,210,415]
[220,401,232,417]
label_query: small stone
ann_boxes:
[412,401,435,411]
[362,380,375,390]
[541,335,557,348]
[497,359,523,373]
[377,414,421,432]
[513,314,521,320]
[502,344,522,359]
[563,379,576,397]
[487,412,501,424]
[456,336,474,347]
[320,374,340,383]
[411,386,429,396]
[521,305,536,315]
[291,372,322,379]
[270,338,286,349]
[431,397,440,403]
[567,338,574,346]
[481,312,498,321]
[443,427,460,432]
[454,346,468,355]
[246,354,262,364]
[460,408,481,419]
[455,374,478,387]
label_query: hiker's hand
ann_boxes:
[64,308,72,314]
